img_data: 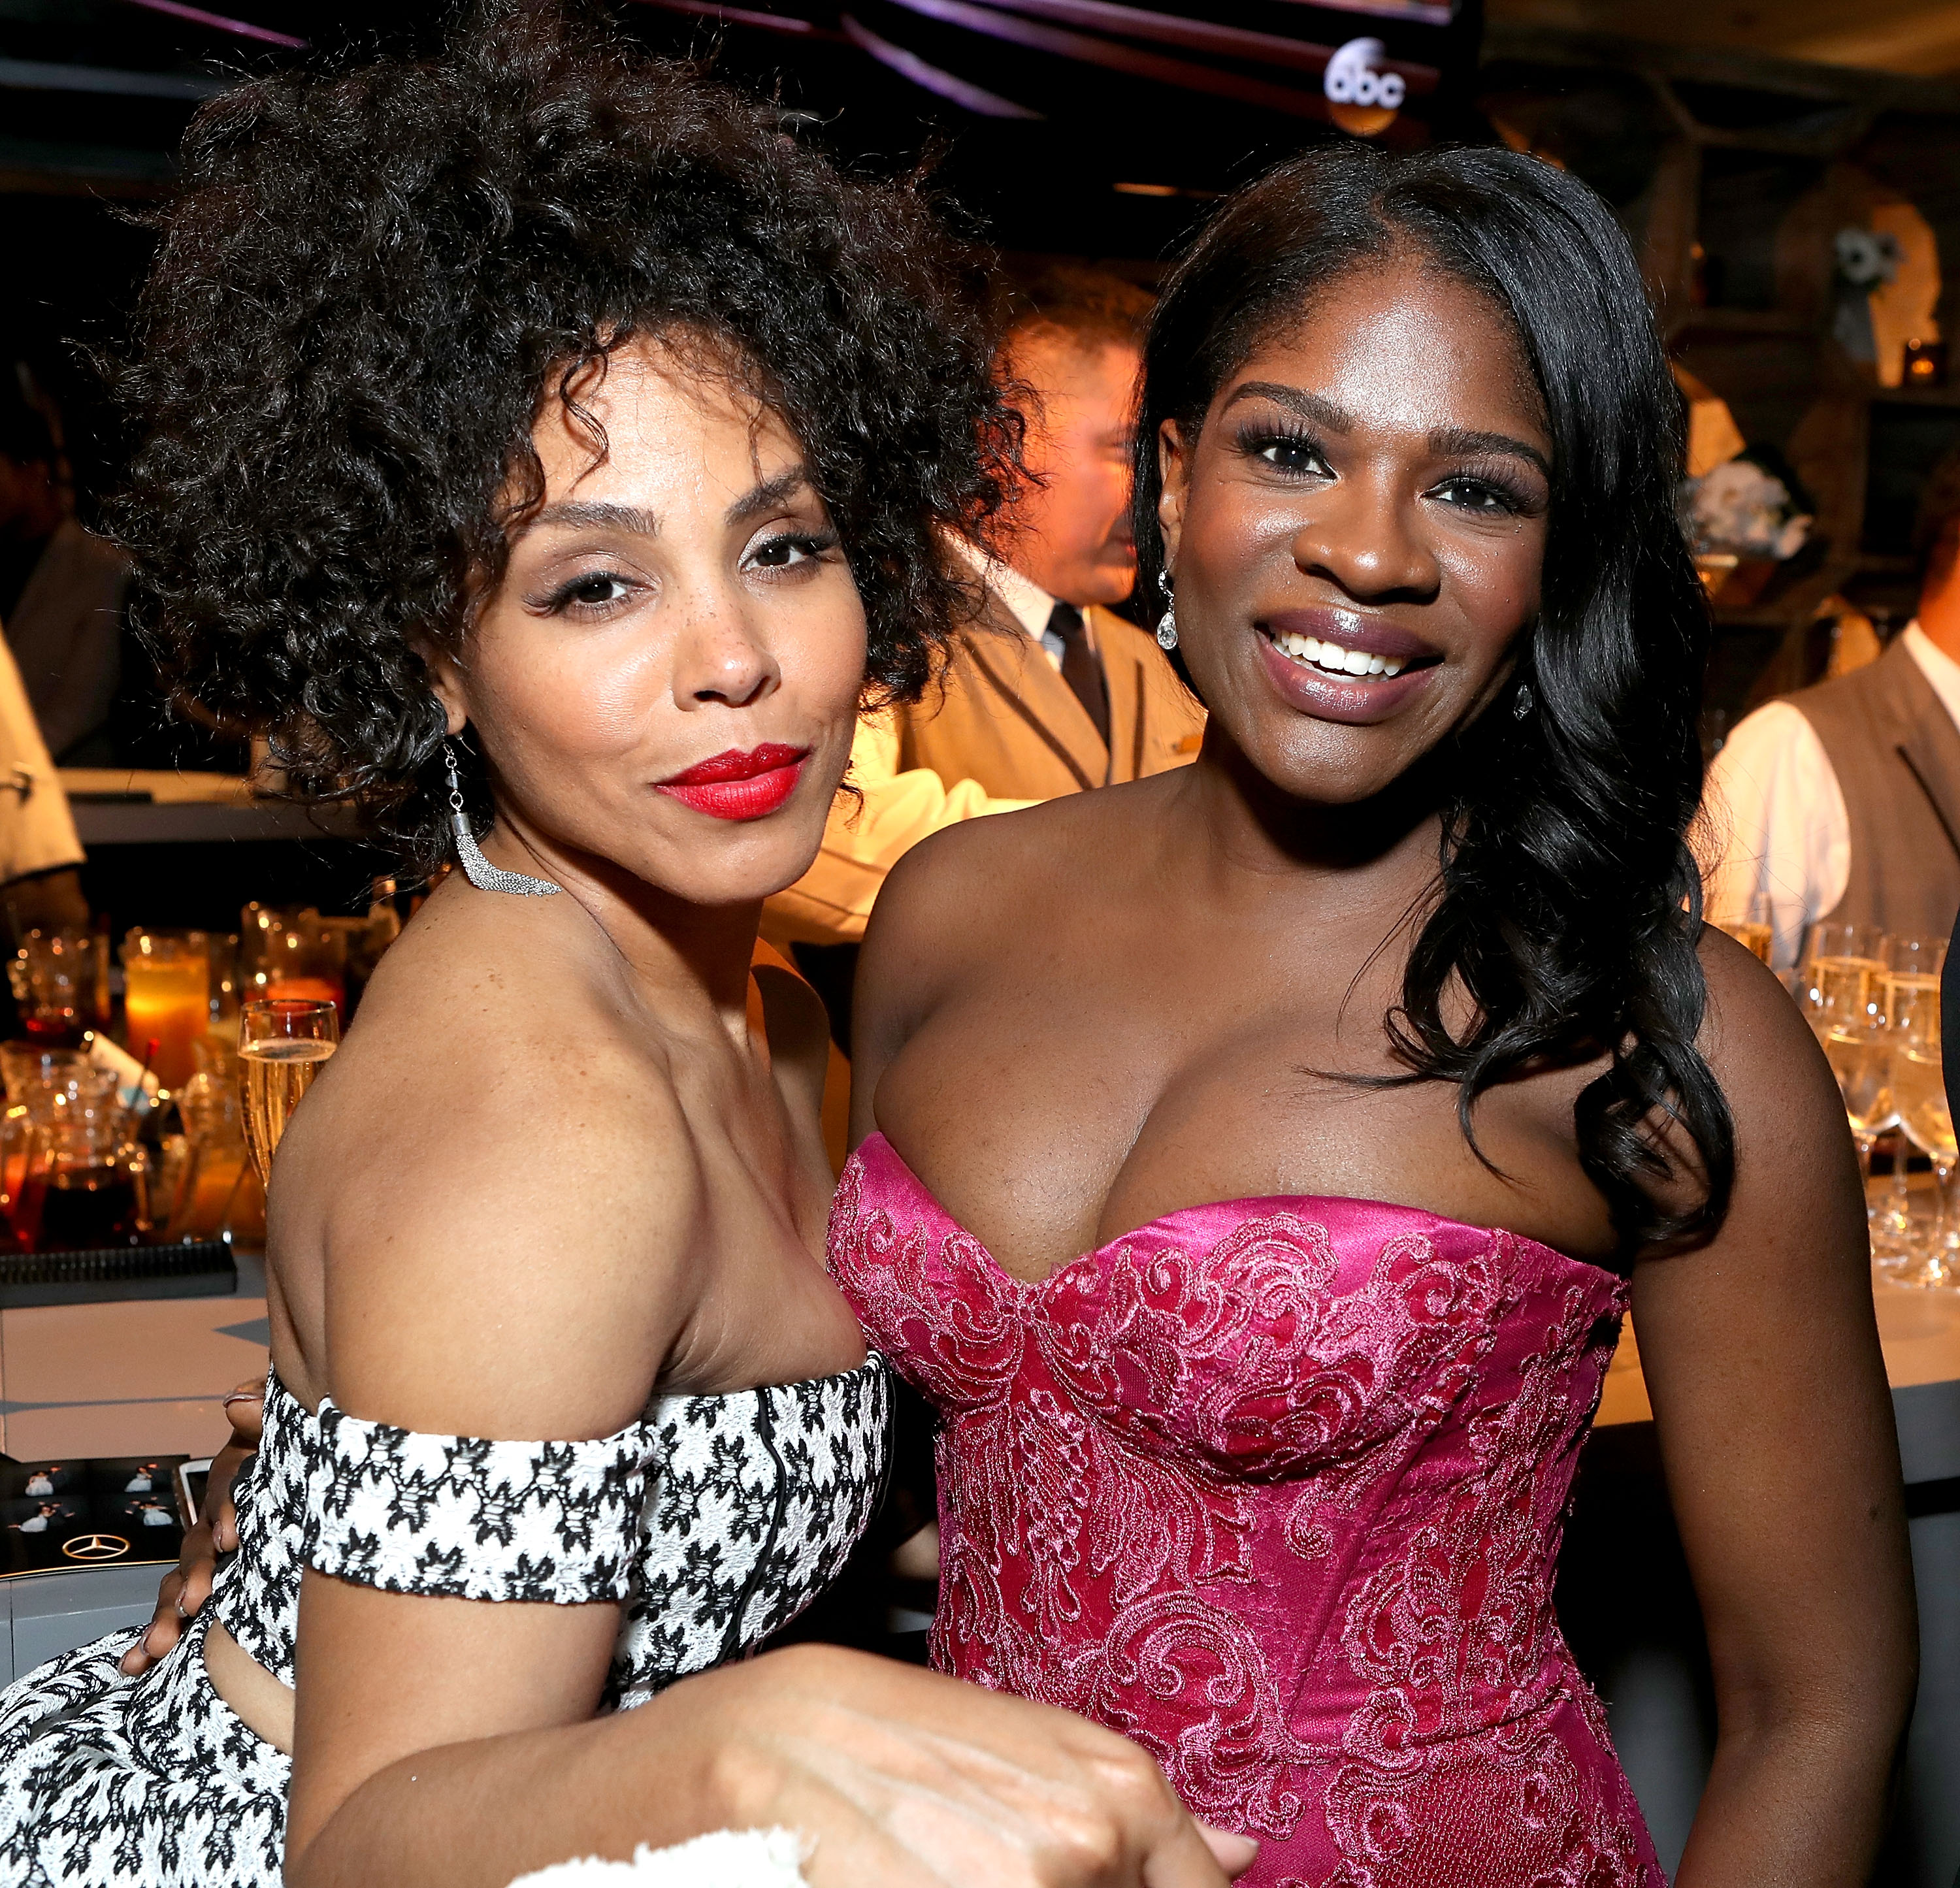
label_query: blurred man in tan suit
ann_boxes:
[764,264,1204,984]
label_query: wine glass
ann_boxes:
[1889,976,1955,1288]
[1712,890,1774,964]
[238,998,338,1184]
[1803,925,1893,1225]
[1799,922,1889,1032]
[1872,939,1948,1263]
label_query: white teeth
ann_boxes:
[1271,628,1411,682]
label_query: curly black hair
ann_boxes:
[1134,143,1733,1254]
[108,2,1015,873]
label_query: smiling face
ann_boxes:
[1158,256,1552,807]
[426,334,867,909]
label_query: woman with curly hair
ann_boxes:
[833,144,1917,1886]
[0,12,1251,1888]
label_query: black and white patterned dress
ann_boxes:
[0,1359,891,1886]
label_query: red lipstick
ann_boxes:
[656,744,809,821]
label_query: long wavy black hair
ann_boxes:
[108,3,1015,876]
[1132,142,1731,1250]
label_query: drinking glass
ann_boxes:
[1872,939,1950,1261]
[122,929,211,1092]
[1821,996,1895,1222]
[34,1089,146,1249]
[7,930,106,1047]
[241,904,347,1021]
[1713,890,1773,964]
[1799,922,1891,1034]
[1890,977,1955,1287]
[238,998,338,1184]
[167,1065,264,1243]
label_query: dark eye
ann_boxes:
[557,572,632,608]
[747,531,836,570]
[1431,478,1520,515]
[1253,434,1331,477]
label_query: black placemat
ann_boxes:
[0,1241,236,1309]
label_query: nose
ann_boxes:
[1288,469,1441,605]
[670,588,779,711]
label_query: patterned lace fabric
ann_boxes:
[830,1133,1660,1888]
[0,1358,890,1886]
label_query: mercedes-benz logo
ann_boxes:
[60,1533,129,1562]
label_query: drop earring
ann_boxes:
[1512,682,1535,721]
[1154,570,1178,652]
[444,741,559,898]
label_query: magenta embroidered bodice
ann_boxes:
[830,1133,1661,1888]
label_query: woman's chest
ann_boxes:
[875,975,1620,1278]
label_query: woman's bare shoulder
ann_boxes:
[870,773,1175,957]
[1693,923,1846,1134]
[270,889,704,1437]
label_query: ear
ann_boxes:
[417,639,471,738]
[1156,417,1192,574]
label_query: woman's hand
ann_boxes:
[696,1645,1257,1887]
[119,1378,263,1676]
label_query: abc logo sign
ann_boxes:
[1324,38,1405,136]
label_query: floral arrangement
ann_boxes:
[1686,457,1813,562]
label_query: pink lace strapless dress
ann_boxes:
[830,1133,1661,1888]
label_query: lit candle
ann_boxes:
[122,931,210,1091]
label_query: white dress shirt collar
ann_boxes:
[1901,620,1960,732]
[948,536,1059,642]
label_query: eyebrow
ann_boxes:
[525,466,817,541]
[724,464,815,527]
[1224,382,1552,480]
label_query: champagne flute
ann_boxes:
[1889,977,1955,1288]
[1801,921,1889,1037]
[1874,939,1948,1261]
[1712,889,1774,964]
[238,998,338,1184]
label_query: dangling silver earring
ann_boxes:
[444,741,559,898]
[1154,570,1178,652]
[1512,682,1535,721]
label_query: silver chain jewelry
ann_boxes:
[443,741,559,897]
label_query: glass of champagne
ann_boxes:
[238,998,338,1184]
[1873,939,1949,1261]
[1822,1002,1894,1222]
[1799,922,1890,1037]
[1713,890,1774,964]
[1889,977,1955,1288]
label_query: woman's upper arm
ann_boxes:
[283,1049,700,1868]
[1631,936,1915,1731]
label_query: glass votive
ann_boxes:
[122,928,211,1092]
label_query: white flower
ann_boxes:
[1835,226,1903,289]
[1686,460,1811,562]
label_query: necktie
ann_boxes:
[1046,602,1110,747]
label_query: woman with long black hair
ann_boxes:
[837,142,1916,1887]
